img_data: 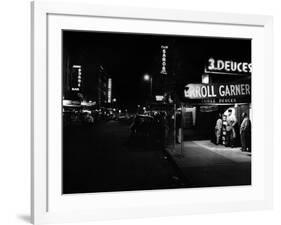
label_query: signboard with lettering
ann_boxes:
[205,58,252,75]
[160,45,168,75]
[184,82,251,104]
[71,65,82,92]
[108,78,112,103]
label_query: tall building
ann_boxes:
[96,65,108,108]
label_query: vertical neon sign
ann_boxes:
[108,78,112,103]
[160,45,168,75]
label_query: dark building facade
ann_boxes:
[96,65,110,108]
[62,45,111,107]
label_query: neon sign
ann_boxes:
[206,58,252,74]
[160,45,168,75]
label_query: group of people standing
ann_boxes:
[215,109,251,152]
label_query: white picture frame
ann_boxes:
[31,1,274,224]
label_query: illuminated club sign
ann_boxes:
[184,82,251,104]
[160,45,168,75]
[205,58,252,75]
[108,78,112,103]
[71,65,82,91]
[155,95,164,101]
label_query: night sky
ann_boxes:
[63,31,251,110]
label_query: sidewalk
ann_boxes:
[192,140,251,163]
[165,140,251,188]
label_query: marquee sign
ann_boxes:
[184,82,251,104]
[205,58,252,75]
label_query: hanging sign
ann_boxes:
[71,65,82,91]
[108,78,112,103]
[160,45,168,75]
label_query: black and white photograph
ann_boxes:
[62,31,252,194]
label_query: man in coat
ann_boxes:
[215,113,222,145]
[240,112,251,152]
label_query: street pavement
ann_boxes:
[63,120,184,194]
[166,140,251,188]
[63,120,251,193]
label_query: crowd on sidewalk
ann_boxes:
[215,110,251,152]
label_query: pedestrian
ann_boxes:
[226,109,237,147]
[215,113,222,145]
[176,111,182,144]
[159,112,168,150]
[240,112,251,152]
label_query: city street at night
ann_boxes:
[63,119,251,193]
[63,120,185,194]
[62,30,252,193]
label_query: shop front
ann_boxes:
[180,81,251,147]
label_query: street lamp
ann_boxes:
[144,74,150,81]
[143,74,153,100]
